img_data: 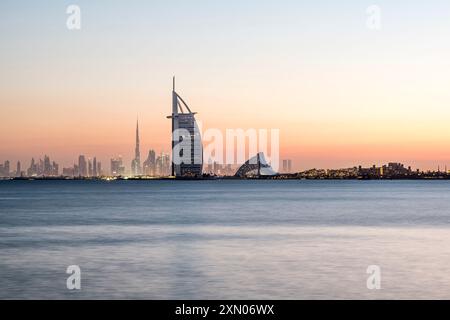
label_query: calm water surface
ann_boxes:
[1,180,450,299]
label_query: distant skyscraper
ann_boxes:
[131,119,142,176]
[111,157,125,176]
[78,155,87,177]
[38,158,44,175]
[97,161,102,176]
[4,160,10,177]
[52,161,59,176]
[27,158,36,176]
[156,152,171,176]
[16,161,21,177]
[93,157,97,177]
[43,155,52,176]
[73,164,79,176]
[143,149,156,176]
[167,77,203,177]
[282,159,292,173]
[88,159,93,177]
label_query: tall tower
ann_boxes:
[131,118,141,176]
[16,161,21,177]
[171,77,178,176]
[93,157,97,177]
[167,77,203,177]
[78,155,87,177]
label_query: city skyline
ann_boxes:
[1,148,449,178]
[1,93,450,176]
[1,95,449,174]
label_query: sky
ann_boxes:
[1,0,450,172]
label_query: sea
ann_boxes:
[1,179,450,299]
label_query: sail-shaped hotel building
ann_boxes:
[167,78,203,177]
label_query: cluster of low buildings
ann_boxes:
[205,161,238,176]
[286,162,449,180]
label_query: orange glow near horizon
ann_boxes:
[1,83,450,172]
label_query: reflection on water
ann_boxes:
[1,180,450,299]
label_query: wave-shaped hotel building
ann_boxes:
[167,78,203,177]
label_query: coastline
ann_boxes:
[1,175,449,181]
